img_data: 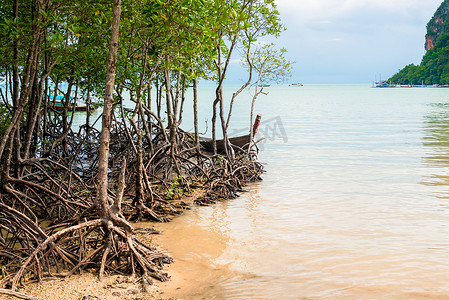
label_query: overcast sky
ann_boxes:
[249,0,444,84]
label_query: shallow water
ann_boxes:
[150,84,449,299]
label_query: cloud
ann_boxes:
[275,0,442,18]
[275,0,443,31]
[270,0,444,83]
[225,0,445,83]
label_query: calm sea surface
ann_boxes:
[40,83,449,298]
[149,84,449,299]
[5,81,449,297]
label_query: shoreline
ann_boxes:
[12,187,246,300]
[14,225,177,300]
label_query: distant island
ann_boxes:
[389,0,449,85]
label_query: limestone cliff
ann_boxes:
[425,0,449,51]
[389,0,449,84]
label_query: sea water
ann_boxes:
[6,82,449,298]
[151,84,449,299]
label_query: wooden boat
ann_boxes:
[200,114,262,153]
[200,134,251,152]
[47,95,90,112]
[49,102,89,112]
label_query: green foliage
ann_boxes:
[0,104,11,136]
[389,34,449,85]
[219,0,285,75]
[389,64,422,85]
[246,43,292,84]
[166,175,184,199]
[426,0,449,38]
[119,108,132,119]
[0,0,287,94]
[0,0,289,140]
[216,155,225,166]
[390,1,449,85]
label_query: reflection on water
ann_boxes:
[422,104,449,193]
[151,85,449,299]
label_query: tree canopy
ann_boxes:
[0,0,290,291]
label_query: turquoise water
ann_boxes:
[154,84,449,299]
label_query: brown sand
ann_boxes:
[8,273,161,300]
[3,191,211,300]
[4,231,167,300]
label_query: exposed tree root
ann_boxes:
[0,288,42,300]
[0,116,263,291]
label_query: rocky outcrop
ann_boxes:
[425,0,449,51]
[389,0,449,84]
[425,35,436,51]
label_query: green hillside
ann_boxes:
[389,0,449,84]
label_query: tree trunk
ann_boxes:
[0,0,43,184]
[62,73,74,155]
[23,61,46,160]
[147,84,153,155]
[212,98,218,155]
[95,0,122,219]
[218,86,233,160]
[12,0,19,110]
[193,78,199,150]
[177,76,186,126]
[164,68,177,157]
[86,87,91,129]
[157,80,162,120]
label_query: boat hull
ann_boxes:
[200,134,251,152]
[49,104,89,112]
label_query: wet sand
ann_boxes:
[150,215,232,299]
[14,221,228,300]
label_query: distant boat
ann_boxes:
[374,81,444,88]
[49,102,89,112]
[289,83,303,87]
[258,83,270,87]
[374,81,397,88]
[46,95,90,112]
